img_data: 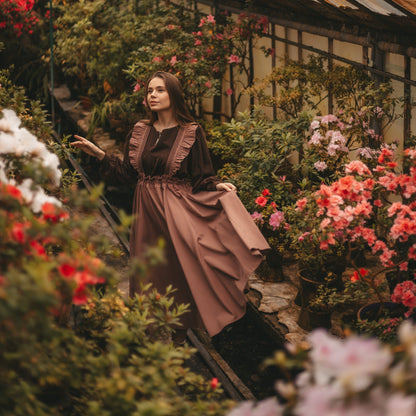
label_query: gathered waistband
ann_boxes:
[137,175,192,186]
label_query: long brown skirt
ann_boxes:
[129,177,270,336]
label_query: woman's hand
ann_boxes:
[71,135,105,160]
[216,182,237,192]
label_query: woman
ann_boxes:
[72,71,269,338]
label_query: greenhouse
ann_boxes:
[2,0,416,415]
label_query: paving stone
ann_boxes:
[277,306,303,333]
[285,332,307,345]
[258,296,290,313]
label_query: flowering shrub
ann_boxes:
[287,144,416,324]
[251,188,289,256]
[227,321,416,415]
[392,280,416,317]
[125,8,270,119]
[0,0,39,37]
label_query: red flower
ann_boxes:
[4,184,22,200]
[210,377,219,389]
[255,196,268,207]
[29,240,47,258]
[41,202,59,222]
[58,263,76,278]
[41,202,69,222]
[350,268,369,283]
[10,222,26,243]
[262,189,270,196]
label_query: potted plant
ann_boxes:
[289,144,416,333]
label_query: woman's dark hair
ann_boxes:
[145,71,194,125]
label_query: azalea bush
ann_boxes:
[0,0,52,100]
[227,320,416,416]
[0,0,39,37]
[286,144,416,327]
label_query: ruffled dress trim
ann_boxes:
[129,120,151,173]
[166,123,198,176]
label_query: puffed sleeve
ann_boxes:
[189,126,221,193]
[98,130,139,186]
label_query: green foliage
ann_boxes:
[208,108,309,211]
[0,67,53,141]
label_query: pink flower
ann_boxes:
[170,56,177,66]
[251,211,263,223]
[296,198,308,211]
[133,83,141,92]
[226,88,233,96]
[345,160,371,176]
[392,280,416,310]
[152,56,162,63]
[310,120,320,130]
[269,211,285,230]
[207,14,215,24]
[205,80,212,88]
[320,114,339,125]
[228,54,240,64]
[314,161,327,172]
[194,39,202,46]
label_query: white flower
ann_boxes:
[308,330,392,393]
[226,398,283,416]
[0,109,62,202]
[310,120,320,130]
[398,320,416,370]
[314,161,327,172]
[386,393,416,416]
[309,131,323,145]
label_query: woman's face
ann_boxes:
[147,77,172,113]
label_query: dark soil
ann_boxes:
[212,307,284,400]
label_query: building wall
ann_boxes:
[191,1,415,146]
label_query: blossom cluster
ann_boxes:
[296,147,416,272]
[0,109,61,212]
[228,321,416,416]
[392,281,416,317]
[0,0,39,37]
[252,188,286,231]
[306,110,386,179]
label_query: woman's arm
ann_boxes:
[71,133,138,186]
[71,135,105,160]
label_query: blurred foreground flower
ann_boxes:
[227,321,416,416]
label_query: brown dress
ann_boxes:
[99,120,270,336]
